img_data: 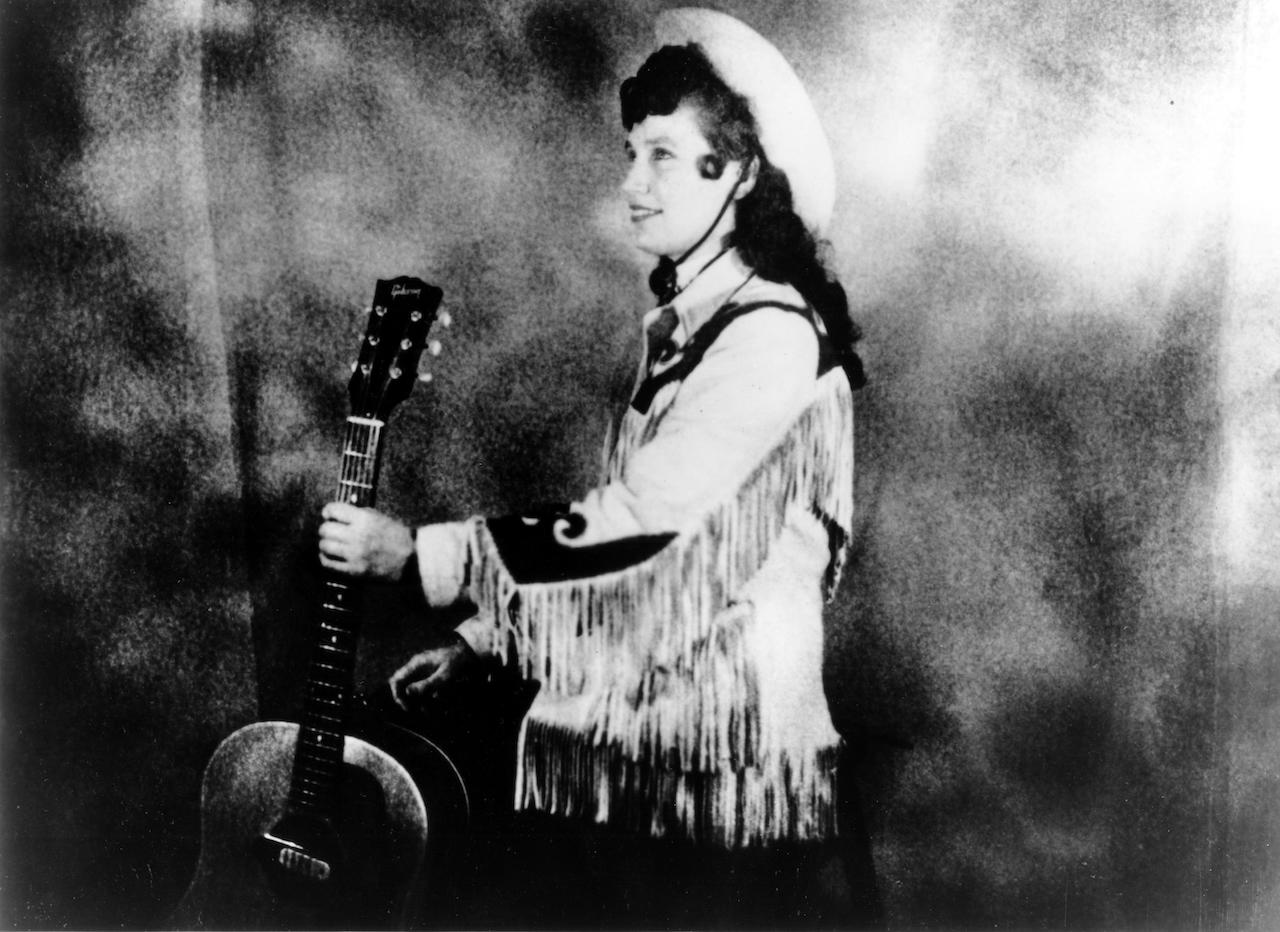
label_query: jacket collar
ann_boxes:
[644,249,755,348]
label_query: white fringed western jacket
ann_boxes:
[413,250,854,847]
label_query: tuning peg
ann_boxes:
[427,339,443,357]
[417,371,434,384]
[350,361,358,372]
[438,309,453,328]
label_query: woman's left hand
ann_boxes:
[318,502,414,581]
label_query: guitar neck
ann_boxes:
[288,417,386,816]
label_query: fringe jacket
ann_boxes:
[413,250,854,848]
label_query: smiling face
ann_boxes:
[622,103,746,263]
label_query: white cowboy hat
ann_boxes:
[654,8,836,235]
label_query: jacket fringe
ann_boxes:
[468,369,854,846]
[516,711,842,847]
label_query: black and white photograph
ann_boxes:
[2,0,1278,928]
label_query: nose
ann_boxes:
[622,159,649,197]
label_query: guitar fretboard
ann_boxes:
[288,416,384,816]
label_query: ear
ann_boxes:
[697,153,726,180]
[731,155,759,200]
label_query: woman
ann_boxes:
[320,9,872,925]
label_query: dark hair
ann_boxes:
[621,43,865,388]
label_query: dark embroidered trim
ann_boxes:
[487,513,675,585]
[813,506,849,601]
[631,301,825,414]
[816,337,841,378]
[645,305,680,367]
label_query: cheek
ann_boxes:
[659,170,692,198]
[656,174,697,218]
[669,183,716,234]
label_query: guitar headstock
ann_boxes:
[349,277,445,420]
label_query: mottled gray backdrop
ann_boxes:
[3,0,1278,928]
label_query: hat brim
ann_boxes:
[655,8,835,235]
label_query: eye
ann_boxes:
[652,147,673,161]
[623,143,636,163]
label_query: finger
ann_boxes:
[388,668,412,710]
[389,651,440,701]
[383,679,404,712]
[401,669,452,705]
[322,550,353,570]
[321,550,367,576]
[323,502,360,523]
[419,662,453,693]
[401,679,433,704]
[389,676,409,711]
[397,651,457,706]
[395,677,436,710]
[391,650,439,683]
[318,521,362,550]
[318,538,347,558]
[319,516,351,541]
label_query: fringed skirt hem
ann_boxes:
[515,715,840,849]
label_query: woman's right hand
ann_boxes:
[388,633,478,710]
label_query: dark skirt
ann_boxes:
[360,668,882,930]
[453,809,881,930]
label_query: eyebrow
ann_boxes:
[625,133,679,150]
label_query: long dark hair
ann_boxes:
[621,43,865,388]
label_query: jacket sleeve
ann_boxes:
[413,308,819,655]
[410,519,493,655]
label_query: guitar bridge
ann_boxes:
[254,818,342,892]
[263,832,333,881]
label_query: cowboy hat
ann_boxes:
[654,8,836,234]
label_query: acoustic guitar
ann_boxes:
[174,278,467,929]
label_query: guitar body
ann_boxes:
[175,278,456,929]
[175,719,468,930]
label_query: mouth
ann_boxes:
[629,205,661,222]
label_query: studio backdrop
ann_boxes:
[3,0,1278,928]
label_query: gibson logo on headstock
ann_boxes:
[391,284,422,298]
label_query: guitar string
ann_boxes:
[298,312,431,804]
[302,419,366,781]
[302,305,404,786]
[296,420,358,797]
[298,302,432,804]
[291,320,371,803]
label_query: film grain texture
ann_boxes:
[2,0,1277,928]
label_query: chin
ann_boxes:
[630,235,668,260]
